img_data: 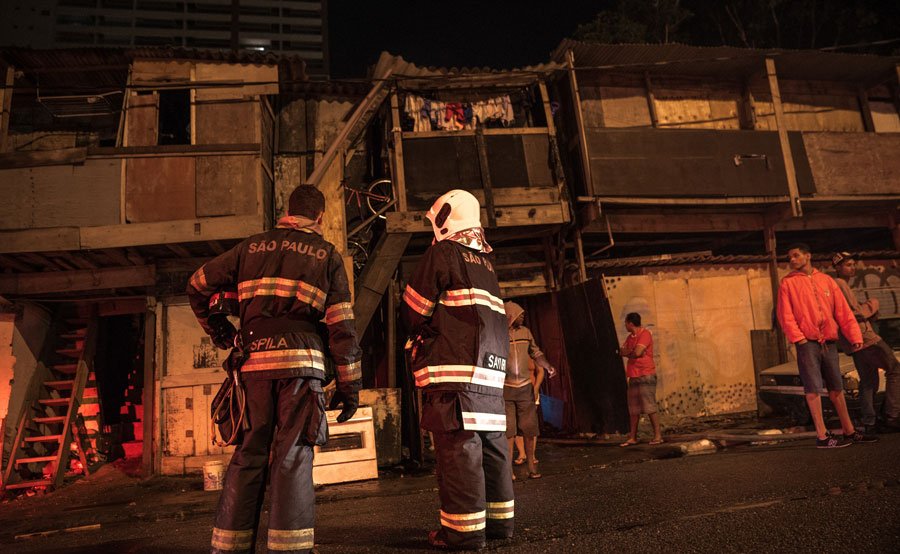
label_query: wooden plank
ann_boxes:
[124,93,158,147]
[131,60,192,83]
[0,265,156,295]
[765,58,802,217]
[400,128,548,139]
[80,214,263,249]
[0,227,80,253]
[584,195,789,206]
[0,147,88,169]
[574,229,588,283]
[125,156,196,223]
[88,144,260,158]
[193,62,278,101]
[0,65,12,153]
[600,213,765,234]
[740,80,757,130]
[195,155,260,217]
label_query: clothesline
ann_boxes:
[403,93,516,132]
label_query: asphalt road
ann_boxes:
[5,433,900,553]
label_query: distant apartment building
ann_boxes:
[0,0,328,76]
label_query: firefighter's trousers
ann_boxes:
[432,428,515,549]
[211,376,325,554]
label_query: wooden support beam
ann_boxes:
[16,252,60,271]
[765,58,802,217]
[79,215,263,250]
[157,257,211,274]
[0,254,37,273]
[0,147,89,169]
[565,50,595,197]
[0,265,156,295]
[100,248,132,267]
[354,233,411,336]
[542,237,558,290]
[142,300,156,476]
[166,244,193,258]
[0,65,12,153]
[386,279,398,390]
[764,225,788,363]
[390,92,408,212]
[474,125,497,228]
[858,87,875,132]
[125,247,146,266]
[208,241,225,255]
[574,229,588,283]
[387,204,567,233]
[739,79,757,130]
[643,72,660,128]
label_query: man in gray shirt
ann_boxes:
[831,252,900,431]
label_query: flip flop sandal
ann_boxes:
[619,439,639,447]
[648,438,664,445]
[513,457,526,466]
[528,472,542,479]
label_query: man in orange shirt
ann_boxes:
[619,312,663,446]
[776,243,876,448]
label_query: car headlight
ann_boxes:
[760,375,777,386]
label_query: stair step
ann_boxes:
[15,455,56,465]
[53,363,79,374]
[44,380,75,390]
[56,348,83,358]
[33,416,66,424]
[24,434,62,443]
[4,479,52,491]
[38,398,71,407]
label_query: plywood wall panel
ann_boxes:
[870,101,900,133]
[652,278,704,416]
[132,60,192,83]
[32,159,122,228]
[165,304,226,377]
[196,155,259,217]
[687,276,757,414]
[125,157,195,222]
[194,101,259,145]
[0,168,34,229]
[595,86,652,128]
[803,132,900,195]
[193,63,278,101]
[163,387,195,457]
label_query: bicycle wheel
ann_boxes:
[366,178,393,216]
[347,240,369,278]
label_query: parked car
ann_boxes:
[758,328,899,425]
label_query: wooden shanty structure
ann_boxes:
[549,42,900,422]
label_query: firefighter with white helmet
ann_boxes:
[402,189,514,550]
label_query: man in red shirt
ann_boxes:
[776,243,876,448]
[619,312,663,446]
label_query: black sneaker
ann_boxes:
[816,434,851,449]
[845,430,878,443]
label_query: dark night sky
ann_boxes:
[327,1,606,78]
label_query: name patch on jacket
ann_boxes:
[247,240,328,260]
[482,352,507,372]
[461,250,494,273]
[248,337,289,351]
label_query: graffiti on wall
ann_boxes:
[193,336,223,369]
[847,262,900,319]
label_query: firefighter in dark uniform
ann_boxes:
[187,185,361,554]
[401,189,514,550]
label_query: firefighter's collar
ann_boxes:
[277,215,323,235]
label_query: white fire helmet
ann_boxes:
[426,189,482,242]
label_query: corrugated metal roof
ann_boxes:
[372,52,564,86]
[552,40,900,83]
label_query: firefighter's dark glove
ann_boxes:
[208,315,237,350]
[329,390,359,423]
